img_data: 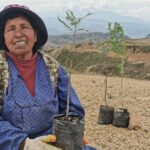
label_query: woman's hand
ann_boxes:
[22,135,61,150]
[21,135,89,150]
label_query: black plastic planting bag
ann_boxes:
[52,114,84,150]
[98,105,114,124]
[112,108,130,128]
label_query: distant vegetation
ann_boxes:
[55,50,150,80]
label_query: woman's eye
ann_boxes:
[22,25,31,29]
[23,26,28,28]
[6,28,15,32]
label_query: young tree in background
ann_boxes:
[107,22,126,103]
[58,10,93,116]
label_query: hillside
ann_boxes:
[48,32,110,46]
[145,34,150,38]
[45,32,129,48]
[44,41,150,81]
[126,38,150,46]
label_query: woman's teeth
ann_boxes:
[15,41,26,46]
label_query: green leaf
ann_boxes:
[57,16,73,31]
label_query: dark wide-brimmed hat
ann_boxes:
[0,4,48,50]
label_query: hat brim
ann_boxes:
[0,7,48,49]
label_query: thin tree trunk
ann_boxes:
[104,76,108,107]
[66,61,73,117]
[120,57,124,108]
[66,72,71,117]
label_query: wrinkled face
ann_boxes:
[4,16,37,59]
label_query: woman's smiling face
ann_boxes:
[4,16,37,59]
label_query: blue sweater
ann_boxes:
[0,54,86,150]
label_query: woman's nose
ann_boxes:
[14,28,24,37]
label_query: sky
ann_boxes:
[0,0,150,21]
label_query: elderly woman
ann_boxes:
[0,4,96,150]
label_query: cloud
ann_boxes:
[0,0,62,11]
[0,0,150,21]
[61,0,118,11]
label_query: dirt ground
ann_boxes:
[71,73,150,150]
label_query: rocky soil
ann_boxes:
[71,73,150,150]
